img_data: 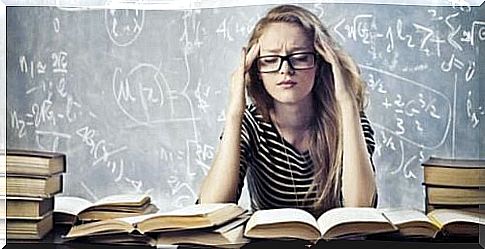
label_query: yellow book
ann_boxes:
[425,186,485,205]
[6,196,54,218]
[7,212,53,239]
[1,174,62,198]
[422,157,485,187]
[6,149,66,176]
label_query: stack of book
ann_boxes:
[3,149,66,239]
[422,156,484,213]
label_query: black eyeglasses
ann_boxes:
[256,52,316,73]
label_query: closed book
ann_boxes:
[425,204,480,214]
[6,149,66,176]
[1,174,63,198]
[7,212,53,239]
[6,196,54,218]
[422,157,485,187]
[425,185,485,205]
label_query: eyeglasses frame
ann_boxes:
[256,52,317,73]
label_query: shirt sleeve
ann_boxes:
[360,112,378,208]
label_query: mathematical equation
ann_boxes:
[362,66,452,150]
[332,9,483,82]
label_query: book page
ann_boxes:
[162,203,236,216]
[428,209,485,228]
[94,194,149,206]
[115,203,237,225]
[317,207,389,235]
[245,208,318,232]
[54,196,93,215]
[380,208,432,225]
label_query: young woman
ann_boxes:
[199,4,377,217]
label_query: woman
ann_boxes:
[199,4,377,217]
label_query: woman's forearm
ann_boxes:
[340,100,377,207]
[198,113,243,203]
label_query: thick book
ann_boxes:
[6,149,66,176]
[156,214,250,248]
[422,157,485,187]
[425,185,485,205]
[425,204,479,214]
[54,194,158,224]
[64,203,246,239]
[6,196,54,218]
[244,207,397,241]
[6,212,53,239]
[1,174,62,198]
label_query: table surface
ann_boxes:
[4,226,483,249]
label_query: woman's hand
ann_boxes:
[227,43,260,119]
[315,41,356,106]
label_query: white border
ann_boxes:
[0,0,483,9]
[0,0,5,247]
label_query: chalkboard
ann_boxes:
[6,3,485,212]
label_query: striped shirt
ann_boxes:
[233,104,376,213]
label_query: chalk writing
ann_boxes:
[113,65,169,125]
[105,9,144,47]
[167,175,197,208]
[361,65,451,149]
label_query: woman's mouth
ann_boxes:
[277,80,297,89]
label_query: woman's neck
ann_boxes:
[272,96,314,131]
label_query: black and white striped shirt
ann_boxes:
[233,104,376,213]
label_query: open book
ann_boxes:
[244,207,397,241]
[64,203,246,239]
[245,207,485,242]
[54,194,158,224]
[156,213,250,248]
[378,208,485,239]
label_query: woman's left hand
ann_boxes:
[315,41,356,106]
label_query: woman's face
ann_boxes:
[258,22,316,105]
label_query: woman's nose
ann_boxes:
[279,60,295,75]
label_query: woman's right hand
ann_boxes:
[227,43,260,119]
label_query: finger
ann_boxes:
[244,42,260,70]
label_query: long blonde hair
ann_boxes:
[246,5,366,216]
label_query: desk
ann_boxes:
[5,226,482,249]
